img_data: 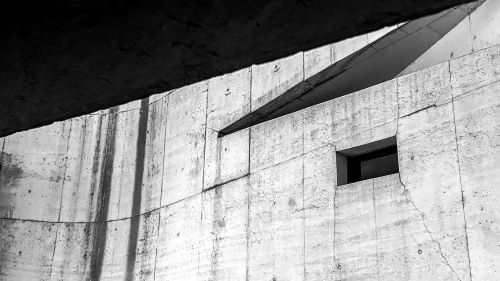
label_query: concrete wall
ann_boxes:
[1,40,500,281]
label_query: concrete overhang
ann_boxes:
[0,0,477,137]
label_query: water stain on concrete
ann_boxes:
[0,153,24,187]
[125,98,149,281]
[89,107,119,281]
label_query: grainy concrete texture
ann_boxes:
[1,2,500,280]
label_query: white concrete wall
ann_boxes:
[1,38,500,281]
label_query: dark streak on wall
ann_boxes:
[82,114,103,275]
[125,98,149,281]
[89,107,118,281]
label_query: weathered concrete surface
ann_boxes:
[162,82,208,206]
[454,80,500,280]
[204,68,251,189]
[303,145,336,280]
[199,177,249,281]
[0,220,56,280]
[0,121,72,221]
[397,103,470,280]
[0,0,477,137]
[2,38,500,281]
[248,156,305,281]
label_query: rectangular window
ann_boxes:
[336,136,399,185]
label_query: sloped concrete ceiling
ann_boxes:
[0,0,476,137]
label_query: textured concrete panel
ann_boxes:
[454,81,500,280]
[199,177,249,281]
[0,120,71,221]
[57,108,122,223]
[373,174,467,281]
[334,179,378,281]
[304,145,336,280]
[332,34,368,62]
[372,175,421,281]
[0,220,56,280]
[397,62,452,117]
[204,129,249,189]
[207,68,251,130]
[248,157,304,281]
[397,103,470,280]
[155,195,201,281]
[450,44,500,97]
[303,100,334,153]
[128,212,160,281]
[250,112,303,171]
[304,45,334,80]
[107,103,141,220]
[140,98,168,214]
[330,80,398,150]
[58,113,106,222]
[49,223,92,281]
[97,219,130,280]
[251,53,303,111]
[162,82,208,206]
[204,68,251,188]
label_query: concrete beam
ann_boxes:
[0,0,476,137]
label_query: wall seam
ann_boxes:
[201,80,210,190]
[125,97,150,281]
[115,106,129,219]
[0,137,5,169]
[57,121,73,222]
[48,120,73,279]
[448,62,474,281]
[302,110,306,281]
[371,179,380,281]
[245,65,253,281]
[152,93,169,281]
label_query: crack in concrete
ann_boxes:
[396,79,461,280]
[449,61,473,281]
[395,78,461,280]
[398,173,462,281]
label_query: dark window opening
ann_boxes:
[336,136,399,185]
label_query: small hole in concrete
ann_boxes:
[336,136,399,185]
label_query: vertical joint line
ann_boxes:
[372,180,380,281]
[246,66,253,281]
[58,121,73,221]
[201,80,210,190]
[153,93,170,281]
[449,61,473,281]
[302,110,306,280]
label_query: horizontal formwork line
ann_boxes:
[0,172,249,225]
